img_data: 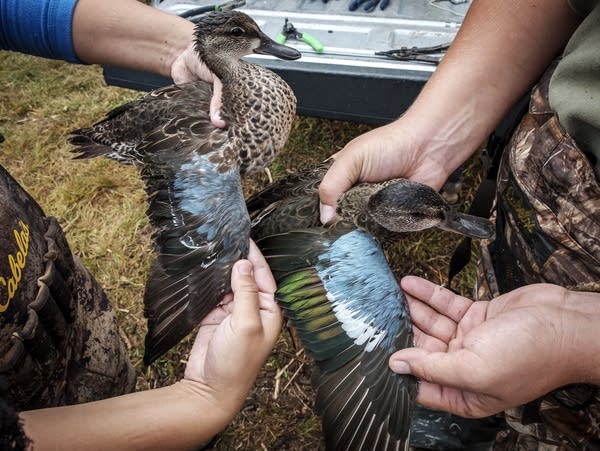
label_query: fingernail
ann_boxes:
[237,260,252,275]
[390,360,411,374]
[319,203,336,224]
[211,111,225,128]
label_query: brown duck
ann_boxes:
[70,11,300,364]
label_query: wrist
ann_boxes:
[159,17,196,79]
[395,105,478,185]
[560,290,600,385]
[174,378,239,432]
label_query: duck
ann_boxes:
[249,161,494,240]
[69,11,301,365]
[247,162,494,451]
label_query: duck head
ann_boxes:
[366,179,495,239]
[193,11,301,70]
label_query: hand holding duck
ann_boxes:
[170,43,225,128]
[184,242,281,423]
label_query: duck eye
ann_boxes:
[230,27,245,36]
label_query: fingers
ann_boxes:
[246,242,282,333]
[171,45,225,129]
[258,292,283,341]
[412,324,449,352]
[319,151,362,223]
[407,294,459,345]
[230,258,281,328]
[401,276,472,323]
[415,381,478,418]
[170,42,197,84]
[230,257,282,349]
[171,64,195,84]
[209,78,225,129]
[199,305,231,326]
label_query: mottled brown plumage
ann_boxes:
[249,161,494,241]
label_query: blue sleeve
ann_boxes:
[0,0,80,63]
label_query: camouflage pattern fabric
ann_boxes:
[476,64,600,450]
[0,165,134,411]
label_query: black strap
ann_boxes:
[446,178,497,288]
[446,95,530,290]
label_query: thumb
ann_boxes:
[230,260,260,325]
[318,155,361,223]
[210,78,226,129]
[389,347,482,390]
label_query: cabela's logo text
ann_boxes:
[0,220,30,313]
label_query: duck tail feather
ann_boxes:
[70,143,112,159]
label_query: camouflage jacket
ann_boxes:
[477,65,600,450]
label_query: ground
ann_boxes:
[0,51,482,449]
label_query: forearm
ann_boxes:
[562,289,600,386]
[72,0,195,78]
[20,380,232,450]
[400,0,581,174]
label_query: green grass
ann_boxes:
[0,50,482,449]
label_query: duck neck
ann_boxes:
[200,50,240,83]
[337,184,377,230]
[337,183,400,240]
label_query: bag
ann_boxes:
[0,165,134,410]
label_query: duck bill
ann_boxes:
[254,33,301,60]
[438,211,495,239]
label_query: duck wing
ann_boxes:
[136,116,250,365]
[246,162,328,213]
[71,82,250,364]
[250,195,321,240]
[248,162,329,239]
[70,82,212,163]
[256,227,417,451]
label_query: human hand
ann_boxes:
[171,42,225,129]
[389,276,600,418]
[183,241,282,417]
[319,119,456,223]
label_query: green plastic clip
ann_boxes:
[300,33,324,54]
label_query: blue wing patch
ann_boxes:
[143,152,250,364]
[316,229,408,352]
